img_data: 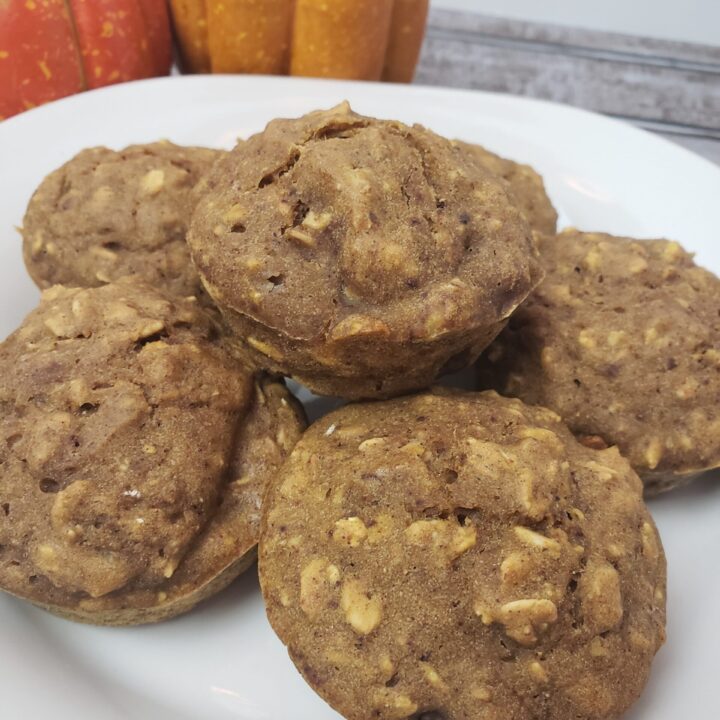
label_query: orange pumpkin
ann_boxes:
[0,0,172,120]
[170,0,429,82]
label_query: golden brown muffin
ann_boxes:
[455,140,558,235]
[478,229,720,493]
[188,102,541,399]
[0,280,305,625]
[22,142,223,298]
[260,389,666,720]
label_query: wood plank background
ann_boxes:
[416,9,720,166]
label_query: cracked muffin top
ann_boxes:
[0,279,305,625]
[23,142,222,298]
[259,389,666,720]
[188,103,540,398]
[477,229,720,493]
[454,141,558,235]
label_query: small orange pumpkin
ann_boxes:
[169,0,429,82]
[0,0,172,120]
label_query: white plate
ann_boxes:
[1,75,719,720]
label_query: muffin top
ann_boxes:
[478,229,720,488]
[455,140,558,235]
[23,142,222,297]
[260,389,666,720]
[0,280,304,622]
[189,102,539,346]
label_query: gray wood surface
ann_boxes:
[417,9,720,166]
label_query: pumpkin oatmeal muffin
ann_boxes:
[455,141,558,235]
[0,279,304,625]
[259,389,666,720]
[188,102,541,399]
[23,142,223,298]
[478,229,720,493]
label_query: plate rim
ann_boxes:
[2,73,719,179]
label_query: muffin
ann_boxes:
[260,389,666,720]
[188,102,541,399]
[455,140,558,235]
[478,229,720,493]
[22,142,223,298]
[0,280,305,625]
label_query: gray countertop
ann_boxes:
[416,9,720,166]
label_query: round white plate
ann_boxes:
[1,75,719,720]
